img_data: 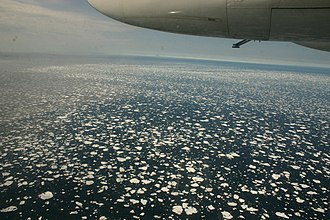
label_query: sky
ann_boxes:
[1,0,330,67]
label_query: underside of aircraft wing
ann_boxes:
[88,0,330,52]
[294,42,330,52]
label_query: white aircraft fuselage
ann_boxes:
[88,0,330,52]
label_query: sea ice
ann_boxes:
[38,191,54,200]
[312,207,325,213]
[130,178,140,184]
[3,181,13,187]
[272,174,281,180]
[186,167,196,173]
[129,199,139,205]
[172,206,183,215]
[185,206,198,215]
[275,212,289,219]
[228,202,237,207]
[207,205,215,210]
[86,181,94,186]
[221,211,233,219]
[192,177,204,182]
[296,198,304,203]
[0,206,18,213]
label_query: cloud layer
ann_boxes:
[1,0,330,67]
[0,0,132,54]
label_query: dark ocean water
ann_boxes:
[0,53,329,219]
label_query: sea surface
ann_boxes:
[0,53,329,219]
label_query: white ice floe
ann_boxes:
[141,199,148,206]
[290,165,300,170]
[161,187,170,192]
[136,188,145,194]
[169,181,177,187]
[186,167,196,173]
[300,184,309,189]
[130,178,140,184]
[275,212,289,219]
[86,180,94,186]
[226,152,240,159]
[38,191,54,200]
[2,172,10,177]
[296,197,304,203]
[307,191,317,195]
[172,206,183,215]
[129,199,139,205]
[75,201,83,208]
[192,177,204,182]
[167,190,177,195]
[191,183,199,188]
[135,146,142,151]
[221,211,233,219]
[0,206,18,213]
[3,181,13,187]
[312,207,325,213]
[246,207,258,212]
[185,206,198,215]
[141,180,152,184]
[220,183,229,187]
[117,157,127,162]
[139,166,148,171]
[117,198,124,203]
[272,174,281,180]
[167,126,174,131]
[228,202,237,207]
[207,205,215,210]
[205,187,213,192]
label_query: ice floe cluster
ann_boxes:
[0,55,329,219]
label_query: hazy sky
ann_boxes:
[1,0,330,67]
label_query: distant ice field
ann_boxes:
[0,54,329,219]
